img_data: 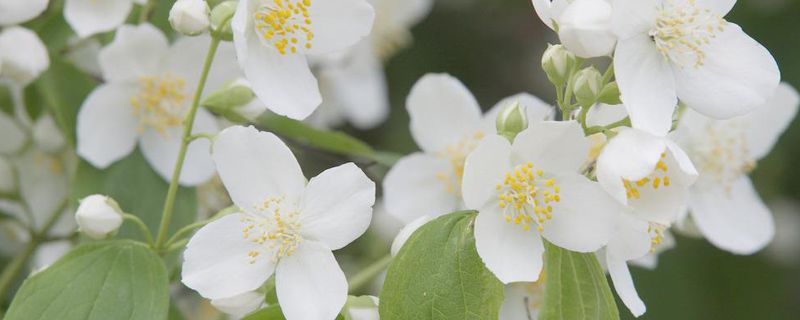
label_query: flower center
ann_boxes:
[623,153,672,200]
[649,0,727,68]
[129,73,188,136]
[435,131,485,196]
[240,196,303,264]
[648,222,666,252]
[495,162,561,232]
[253,0,314,55]
[692,121,755,193]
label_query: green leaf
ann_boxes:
[538,242,620,320]
[242,305,286,320]
[72,150,197,243]
[379,211,504,320]
[4,240,169,320]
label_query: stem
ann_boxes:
[584,117,631,136]
[188,133,215,142]
[347,254,393,293]
[154,37,222,251]
[138,0,157,23]
[600,63,615,85]
[122,213,154,247]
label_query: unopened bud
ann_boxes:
[542,44,577,86]
[558,0,616,58]
[597,81,621,105]
[202,79,267,122]
[210,1,237,41]
[496,102,529,142]
[75,195,123,240]
[0,27,49,85]
[572,67,603,107]
[169,0,211,36]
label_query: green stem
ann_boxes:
[584,116,631,136]
[138,0,157,23]
[600,63,615,85]
[122,213,154,247]
[347,254,393,293]
[154,36,222,251]
[188,132,216,142]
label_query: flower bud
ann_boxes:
[33,115,66,153]
[210,1,237,41]
[202,79,266,122]
[558,0,616,58]
[0,157,15,194]
[572,67,603,107]
[597,81,621,105]
[75,195,123,240]
[169,0,211,36]
[0,27,49,85]
[496,102,529,142]
[541,44,577,86]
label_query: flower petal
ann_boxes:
[383,153,459,224]
[64,0,133,38]
[210,291,266,318]
[689,177,774,255]
[0,111,26,154]
[611,0,657,40]
[461,135,512,210]
[615,34,677,136]
[596,128,667,205]
[512,121,590,174]
[743,82,799,160]
[212,126,306,209]
[76,83,140,169]
[406,73,483,153]
[276,240,347,320]
[300,163,375,250]
[606,212,652,262]
[696,0,736,17]
[0,27,50,85]
[182,214,275,300]
[307,0,374,55]
[139,109,218,186]
[542,173,616,252]
[674,24,780,120]
[474,207,544,284]
[390,215,433,256]
[164,35,242,97]
[0,0,48,26]
[98,24,169,82]
[531,0,569,30]
[606,253,646,317]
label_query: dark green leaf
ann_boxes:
[379,211,504,320]
[4,240,169,320]
[538,242,620,320]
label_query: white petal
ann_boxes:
[474,208,544,284]
[300,163,375,250]
[586,104,629,128]
[76,84,140,169]
[0,27,50,85]
[481,93,555,133]
[630,230,675,270]
[32,241,72,271]
[390,215,433,257]
[212,126,306,209]
[606,254,646,317]
[210,291,265,317]
[0,111,26,154]
[383,153,459,224]
[98,24,169,82]
[512,121,590,173]
[307,0,374,55]
[611,0,657,40]
[690,177,774,255]
[674,24,780,120]
[531,0,569,30]
[606,212,651,262]
[406,73,483,153]
[743,82,799,160]
[695,0,736,17]
[0,0,48,25]
[596,128,667,205]
[139,109,218,186]
[557,0,617,58]
[615,34,677,136]
[276,240,347,320]
[14,151,71,231]
[64,0,133,38]
[182,214,275,300]
[165,35,242,97]
[542,173,616,252]
[500,282,543,320]
[461,135,512,210]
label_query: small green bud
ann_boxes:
[597,81,621,105]
[496,102,529,142]
[202,79,260,122]
[572,66,603,107]
[542,44,577,86]
[210,1,237,41]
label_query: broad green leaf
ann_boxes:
[72,150,197,242]
[379,211,504,320]
[242,305,286,320]
[33,56,97,146]
[4,240,169,320]
[538,242,620,320]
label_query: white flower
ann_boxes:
[64,0,147,38]
[596,127,698,317]
[33,115,66,154]
[462,121,619,283]
[368,0,433,59]
[77,24,240,186]
[230,0,375,120]
[0,26,50,86]
[0,0,49,26]
[210,290,266,318]
[390,215,432,256]
[500,281,544,320]
[75,194,123,240]
[532,0,615,58]
[612,0,780,136]
[383,73,554,224]
[675,82,799,254]
[170,0,211,36]
[65,37,103,78]
[181,126,376,320]
[31,240,72,272]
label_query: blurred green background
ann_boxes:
[355,0,800,319]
